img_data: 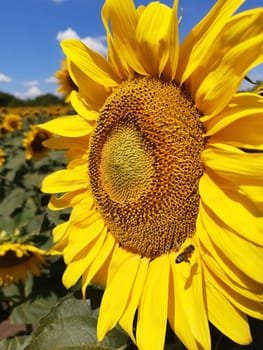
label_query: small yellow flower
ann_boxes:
[56,59,78,103]
[3,113,22,132]
[0,242,47,286]
[0,149,5,166]
[23,125,52,161]
[40,1,263,349]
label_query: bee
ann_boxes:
[176,244,195,264]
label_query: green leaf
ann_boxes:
[0,336,31,350]
[10,292,58,325]
[27,295,129,350]
[0,187,26,217]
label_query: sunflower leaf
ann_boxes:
[26,294,129,350]
[10,292,58,325]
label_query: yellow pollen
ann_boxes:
[88,77,205,259]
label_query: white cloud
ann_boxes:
[0,73,12,83]
[14,86,43,99]
[45,76,57,83]
[24,80,40,86]
[52,0,65,3]
[56,27,107,56]
[56,27,79,41]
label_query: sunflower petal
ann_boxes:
[101,0,146,75]
[202,247,263,320]
[61,39,121,87]
[97,253,141,340]
[169,251,210,350]
[41,165,89,193]
[203,93,263,130]
[48,190,87,210]
[119,257,149,343]
[62,228,107,288]
[68,60,110,110]
[39,115,93,137]
[192,9,263,116]
[81,233,116,296]
[199,172,263,246]
[64,220,105,263]
[176,0,244,84]
[135,1,179,78]
[136,254,170,350]
[206,278,252,345]
[70,90,99,122]
[198,202,263,290]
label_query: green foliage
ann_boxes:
[26,294,129,350]
[0,91,65,107]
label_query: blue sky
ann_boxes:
[0,0,262,99]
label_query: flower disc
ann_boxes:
[89,77,205,258]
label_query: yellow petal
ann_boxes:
[176,0,244,84]
[62,227,107,288]
[64,219,105,263]
[201,248,263,319]
[191,9,263,116]
[135,1,179,78]
[106,245,132,283]
[52,221,69,243]
[198,202,263,291]
[81,233,116,296]
[68,60,110,110]
[41,165,89,193]
[119,257,149,343]
[61,39,121,87]
[202,145,263,207]
[203,93,263,130]
[199,172,263,246]
[48,190,87,210]
[136,254,170,350]
[97,253,141,340]
[39,115,93,137]
[70,91,99,122]
[102,0,146,75]
[43,135,89,151]
[168,251,211,350]
[206,277,252,345]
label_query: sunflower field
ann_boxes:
[1,97,263,350]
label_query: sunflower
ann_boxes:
[40,1,263,349]
[0,149,5,166]
[23,125,52,161]
[3,113,22,132]
[56,58,78,103]
[0,242,48,286]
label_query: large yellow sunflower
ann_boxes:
[40,1,263,349]
[0,242,47,286]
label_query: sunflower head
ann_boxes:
[3,113,22,132]
[40,1,263,349]
[56,58,78,103]
[0,242,48,287]
[23,125,53,161]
